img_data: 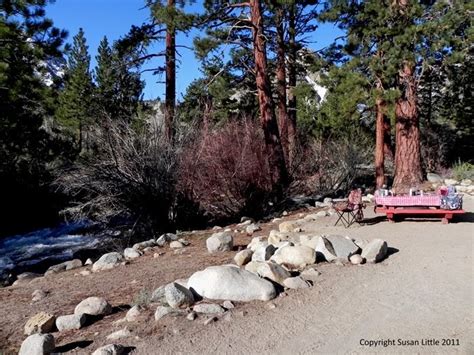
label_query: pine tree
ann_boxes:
[95,36,115,118]
[56,28,94,152]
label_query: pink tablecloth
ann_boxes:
[375,195,441,207]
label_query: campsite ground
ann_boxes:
[1,197,472,354]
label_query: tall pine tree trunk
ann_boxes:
[393,61,422,190]
[250,0,288,189]
[276,7,289,164]
[384,116,393,159]
[375,96,385,189]
[286,4,297,168]
[165,0,176,141]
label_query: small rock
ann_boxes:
[92,252,123,272]
[204,317,217,325]
[237,219,252,227]
[31,289,47,302]
[153,253,161,258]
[266,302,277,309]
[283,276,311,289]
[85,258,93,265]
[223,300,235,309]
[323,197,333,204]
[278,220,299,233]
[206,232,233,253]
[301,268,321,279]
[124,248,142,260]
[170,241,184,249]
[245,223,261,235]
[427,173,442,183]
[234,249,253,266]
[19,333,55,355]
[107,328,131,340]
[165,282,194,309]
[444,178,459,186]
[349,254,365,265]
[212,226,222,230]
[24,312,55,335]
[252,244,277,262]
[13,272,42,286]
[187,311,197,321]
[178,238,190,246]
[91,344,126,355]
[125,305,141,322]
[361,239,388,263]
[241,216,254,223]
[155,306,184,321]
[74,297,112,316]
[80,270,91,276]
[132,239,156,251]
[193,303,225,314]
[270,245,316,270]
[461,179,472,186]
[247,237,268,252]
[56,313,86,331]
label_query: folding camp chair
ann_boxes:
[334,188,365,228]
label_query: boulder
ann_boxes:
[45,259,83,275]
[24,312,55,335]
[361,239,388,263]
[278,220,300,233]
[154,306,184,321]
[223,300,234,309]
[56,313,86,331]
[299,235,320,249]
[74,297,112,316]
[283,276,311,289]
[165,282,194,309]
[19,334,55,355]
[92,252,123,272]
[352,238,369,250]
[107,328,131,340]
[325,235,359,259]
[270,245,316,270]
[155,235,168,247]
[350,254,364,265]
[178,238,190,246]
[234,249,253,266]
[124,248,141,260]
[187,265,277,302]
[268,230,301,245]
[323,197,333,204]
[133,239,157,250]
[206,232,233,253]
[461,179,472,186]
[170,241,184,249]
[125,305,141,322]
[444,178,459,186]
[193,303,225,314]
[315,236,337,262]
[251,244,277,262]
[427,173,443,183]
[13,272,42,286]
[245,223,261,235]
[92,344,126,355]
[301,267,321,279]
[245,261,291,285]
[247,237,268,252]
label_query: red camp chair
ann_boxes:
[334,188,365,228]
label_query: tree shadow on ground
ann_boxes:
[360,216,387,225]
[453,212,474,223]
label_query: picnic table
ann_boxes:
[374,194,465,224]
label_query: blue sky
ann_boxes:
[46,0,343,100]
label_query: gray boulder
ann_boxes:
[361,239,388,263]
[234,249,253,266]
[125,305,141,322]
[165,282,194,309]
[245,223,261,235]
[283,276,311,289]
[45,259,82,275]
[56,313,86,331]
[187,265,276,302]
[193,303,225,314]
[252,244,277,262]
[315,236,337,262]
[92,344,126,355]
[206,232,233,253]
[325,235,360,259]
[155,306,184,321]
[124,248,141,260]
[170,241,184,249]
[270,245,316,270]
[24,312,56,335]
[245,261,291,285]
[13,272,42,286]
[427,173,442,183]
[32,289,47,302]
[92,252,123,272]
[106,328,131,340]
[299,235,320,249]
[247,237,268,252]
[19,334,55,355]
[350,254,364,265]
[132,239,156,250]
[74,296,112,316]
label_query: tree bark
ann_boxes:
[393,61,423,191]
[275,7,289,164]
[286,3,297,168]
[250,0,288,189]
[383,116,393,159]
[375,96,385,189]
[165,0,176,141]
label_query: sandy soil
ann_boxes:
[0,197,472,354]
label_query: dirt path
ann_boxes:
[1,198,472,354]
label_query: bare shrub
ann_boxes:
[178,119,274,222]
[55,119,182,235]
[290,133,373,196]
